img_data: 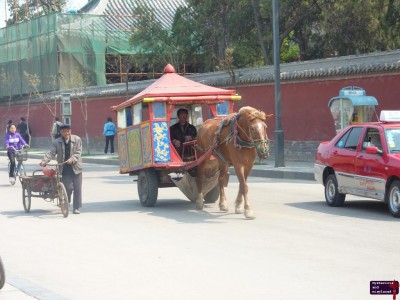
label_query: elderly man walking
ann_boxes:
[40,123,83,214]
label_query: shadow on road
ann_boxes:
[286,199,397,221]
[81,199,239,223]
[0,198,239,223]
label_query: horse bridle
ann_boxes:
[233,114,270,158]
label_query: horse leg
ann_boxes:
[242,167,255,219]
[195,168,204,210]
[233,164,245,214]
[218,165,228,212]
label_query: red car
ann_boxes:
[314,111,400,217]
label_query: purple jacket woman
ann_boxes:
[4,123,27,181]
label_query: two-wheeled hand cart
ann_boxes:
[19,162,69,218]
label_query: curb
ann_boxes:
[229,167,315,181]
[1,151,315,180]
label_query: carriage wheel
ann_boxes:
[204,185,220,203]
[22,185,31,213]
[58,183,69,218]
[138,169,158,207]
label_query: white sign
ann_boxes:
[380,110,400,122]
[342,90,364,96]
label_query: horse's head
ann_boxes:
[237,106,273,159]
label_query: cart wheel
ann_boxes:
[138,169,158,207]
[58,183,69,218]
[22,184,31,213]
[204,185,220,203]
[0,256,5,290]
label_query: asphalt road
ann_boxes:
[0,157,399,300]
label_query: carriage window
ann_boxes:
[126,107,133,127]
[133,103,142,125]
[216,101,229,116]
[192,105,203,127]
[142,103,149,122]
[153,102,166,119]
[117,107,132,128]
[117,110,126,129]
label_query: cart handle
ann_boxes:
[44,162,68,167]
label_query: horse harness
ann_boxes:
[197,113,269,165]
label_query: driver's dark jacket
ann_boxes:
[170,122,197,145]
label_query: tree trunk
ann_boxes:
[250,0,270,65]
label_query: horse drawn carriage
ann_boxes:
[112,64,271,219]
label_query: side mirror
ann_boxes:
[365,146,382,155]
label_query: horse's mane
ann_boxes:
[238,106,266,121]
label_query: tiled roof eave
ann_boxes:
[7,51,400,102]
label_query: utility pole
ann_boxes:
[273,0,285,167]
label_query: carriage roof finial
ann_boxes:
[164,64,176,74]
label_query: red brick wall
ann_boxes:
[236,73,400,141]
[1,73,399,153]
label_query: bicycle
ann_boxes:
[0,256,5,289]
[20,162,69,218]
[7,145,29,185]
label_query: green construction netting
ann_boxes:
[0,12,133,99]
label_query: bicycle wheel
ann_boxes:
[58,182,69,218]
[22,184,31,213]
[17,163,26,184]
[0,256,5,289]
[19,163,26,176]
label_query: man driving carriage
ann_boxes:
[170,108,197,158]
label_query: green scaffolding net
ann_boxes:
[0,12,134,99]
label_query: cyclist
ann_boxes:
[4,123,29,184]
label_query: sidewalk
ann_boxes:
[0,150,315,181]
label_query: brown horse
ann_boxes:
[195,106,272,219]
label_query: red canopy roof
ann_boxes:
[112,64,238,111]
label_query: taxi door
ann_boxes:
[331,127,363,190]
[354,127,387,200]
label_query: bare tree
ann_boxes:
[24,72,61,141]
[63,68,91,154]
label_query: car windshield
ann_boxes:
[385,128,400,153]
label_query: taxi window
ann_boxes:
[361,128,379,151]
[385,129,400,153]
[335,127,363,150]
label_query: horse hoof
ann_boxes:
[196,201,204,210]
[219,203,228,212]
[235,207,244,214]
[245,210,256,219]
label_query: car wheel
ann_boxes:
[387,180,400,218]
[324,174,346,207]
